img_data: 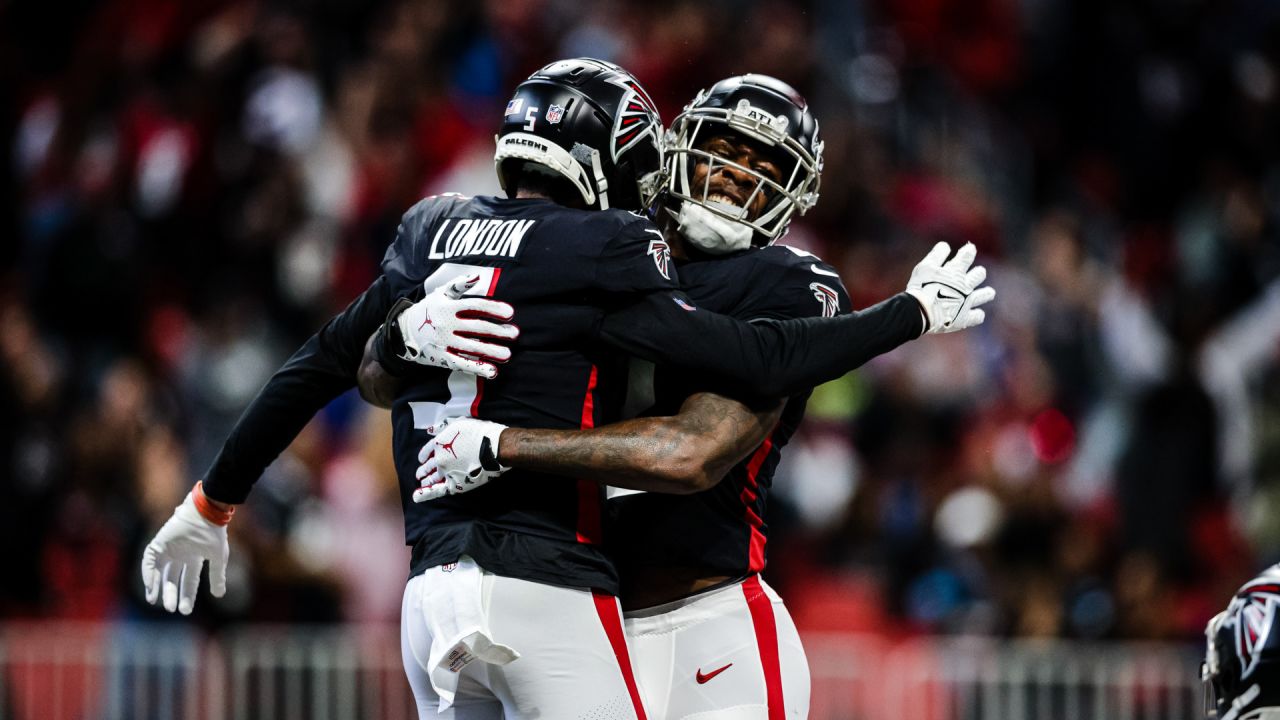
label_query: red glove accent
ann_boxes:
[194,481,235,526]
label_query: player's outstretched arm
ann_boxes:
[598,242,994,399]
[412,393,784,501]
[142,273,517,613]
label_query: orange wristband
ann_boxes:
[194,481,235,526]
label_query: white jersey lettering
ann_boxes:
[429,218,536,260]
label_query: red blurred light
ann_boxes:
[1029,407,1075,464]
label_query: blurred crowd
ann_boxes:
[2,0,1280,643]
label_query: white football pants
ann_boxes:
[400,558,648,719]
[624,576,810,719]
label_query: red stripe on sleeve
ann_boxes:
[743,576,785,720]
[592,592,648,720]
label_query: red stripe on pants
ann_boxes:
[743,576,784,720]
[592,592,648,720]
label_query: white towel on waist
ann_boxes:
[421,557,520,710]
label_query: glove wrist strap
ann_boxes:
[373,297,419,377]
[194,481,235,526]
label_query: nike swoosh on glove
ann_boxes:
[394,274,520,379]
[413,417,509,503]
[905,241,997,334]
[140,483,231,615]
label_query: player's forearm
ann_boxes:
[202,279,394,504]
[498,393,781,494]
[357,332,404,409]
[599,292,924,398]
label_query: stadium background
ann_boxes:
[2,0,1280,717]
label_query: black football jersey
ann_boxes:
[382,195,679,593]
[608,244,852,587]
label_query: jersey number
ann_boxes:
[408,263,502,433]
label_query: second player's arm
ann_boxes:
[597,290,924,400]
[496,392,783,494]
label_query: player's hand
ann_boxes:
[413,417,509,503]
[905,241,996,334]
[140,482,232,615]
[395,275,520,379]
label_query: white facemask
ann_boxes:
[675,200,755,254]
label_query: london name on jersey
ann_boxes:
[427,217,538,260]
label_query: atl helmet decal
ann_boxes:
[646,230,671,280]
[1235,582,1280,678]
[546,104,565,124]
[607,76,660,162]
[810,282,840,318]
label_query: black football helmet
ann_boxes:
[1203,565,1280,719]
[494,58,664,212]
[664,74,824,245]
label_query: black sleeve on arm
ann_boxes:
[598,291,924,399]
[201,276,395,504]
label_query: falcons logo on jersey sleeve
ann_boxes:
[647,232,672,280]
[810,282,840,317]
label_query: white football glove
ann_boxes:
[905,241,996,334]
[395,274,519,379]
[413,417,509,503]
[140,486,230,615]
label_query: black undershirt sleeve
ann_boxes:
[201,276,396,504]
[597,291,925,400]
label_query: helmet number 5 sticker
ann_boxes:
[523,106,540,132]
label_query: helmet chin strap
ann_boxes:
[675,200,754,254]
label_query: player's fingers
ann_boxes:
[443,274,481,299]
[419,453,440,482]
[964,264,987,289]
[208,548,228,598]
[448,336,514,361]
[454,298,515,322]
[412,483,448,503]
[968,285,997,310]
[416,460,438,482]
[144,565,162,605]
[962,309,986,329]
[453,317,519,341]
[141,544,158,593]
[922,241,951,268]
[162,563,180,613]
[418,442,435,464]
[450,327,517,354]
[944,242,977,273]
[443,353,498,380]
[177,562,199,616]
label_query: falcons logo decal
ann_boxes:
[608,78,660,162]
[810,282,840,318]
[1235,581,1280,678]
[647,232,671,280]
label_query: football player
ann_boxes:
[410,75,991,719]
[1203,564,1280,719]
[142,59,986,719]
